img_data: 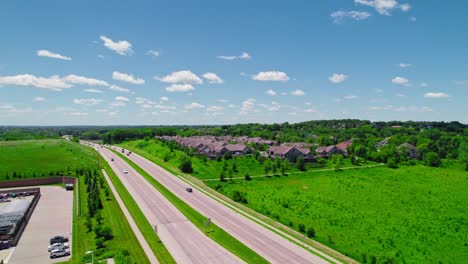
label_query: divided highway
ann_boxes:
[93,144,243,264]
[118,147,334,264]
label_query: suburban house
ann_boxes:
[398,143,418,159]
[268,146,316,162]
[315,145,343,158]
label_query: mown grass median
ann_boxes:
[99,155,175,264]
[110,148,269,264]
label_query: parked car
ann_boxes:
[50,236,69,244]
[48,242,69,252]
[186,187,193,193]
[123,170,128,174]
[50,248,70,259]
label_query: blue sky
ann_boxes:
[0,0,467,125]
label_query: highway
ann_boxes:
[118,146,333,264]
[93,144,243,264]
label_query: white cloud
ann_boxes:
[100,36,133,56]
[400,3,411,12]
[202,72,224,84]
[399,63,411,68]
[424,92,449,98]
[355,0,400,15]
[0,74,71,91]
[329,73,348,83]
[146,50,160,57]
[64,75,109,86]
[218,99,229,103]
[112,71,145,85]
[37,50,72,61]
[291,90,305,96]
[344,95,358,100]
[84,89,103,93]
[157,70,203,84]
[165,84,195,93]
[305,108,318,113]
[330,11,371,24]
[392,76,409,86]
[252,71,289,82]
[73,98,103,106]
[160,96,169,101]
[217,52,251,60]
[410,16,417,22]
[34,96,46,102]
[207,106,224,112]
[185,102,205,110]
[109,85,130,93]
[266,89,277,96]
[420,82,428,87]
[396,93,406,97]
[67,112,88,116]
[115,96,129,102]
[369,105,433,112]
[240,99,256,112]
[110,101,126,107]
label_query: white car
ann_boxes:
[50,248,70,258]
[123,169,128,174]
[48,242,69,252]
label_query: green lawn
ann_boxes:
[208,165,468,264]
[111,149,269,264]
[0,139,98,179]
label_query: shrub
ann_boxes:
[245,173,252,181]
[387,157,398,169]
[179,155,193,173]
[95,237,105,249]
[306,227,316,238]
[424,152,441,167]
[298,223,306,233]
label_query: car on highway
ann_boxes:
[50,236,69,244]
[50,248,70,259]
[123,169,128,174]
[186,187,193,192]
[111,158,114,161]
[48,242,69,252]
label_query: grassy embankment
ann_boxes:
[121,139,468,264]
[0,139,150,264]
[110,148,269,264]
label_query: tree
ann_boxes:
[298,223,306,233]
[306,227,316,238]
[424,152,441,167]
[179,155,193,173]
[297,157,306,171]
[220,172,226,182]
[264,159,271,175]
[459,141,468,171]
[387,157,398,169]
[245,173,251,181]
[232,163,238,172]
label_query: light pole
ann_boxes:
[85,250,94,264]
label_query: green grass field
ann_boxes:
[0,139,98,179]
[208,165,468,263]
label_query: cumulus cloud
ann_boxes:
[400,3,411,11]
[329,73,348,83]
[73,98,103,106]
[115,96,129,102]
[156,70,203,84]
[109,85,130,93]
[160,96,169,101]
[399,63,411,68]
[355,0,401,15]
[207,106,224,112]
[344,95,358,100]
[291,90,305,96]
[240,98,256,112]
[266,89,277,96]
[252,71,289,82]
[64,75,109,86]
[185,102,205,110]
[0,74,71,91]
[331,11,371,24]
[84,89,103,93]
[146,50,160,57]
[424,92,449,98]
[392,76,409,86]
[34,96,46,102]
[100,36,133,56]
[165,84,195,93]
[37,50,72,61]
[202,72,224,84]
[217,52,251,60]
[112,71,145,85]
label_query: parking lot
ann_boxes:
[4,186,73,264]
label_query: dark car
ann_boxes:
[50,236,69,245]
[111,158,114,161]
[186,187,193,193]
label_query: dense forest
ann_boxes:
[1,120,467,169]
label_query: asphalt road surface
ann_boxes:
[96,145,243,264]
[117,147,331,264]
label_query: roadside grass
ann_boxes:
[0,139,97,180]
[110,148,269,264]
[100,155,175,264]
